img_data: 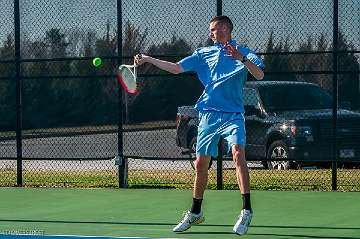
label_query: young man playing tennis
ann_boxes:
[134,15,264,236]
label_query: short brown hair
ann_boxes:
[210,15,233,32]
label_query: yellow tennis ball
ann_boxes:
[92,57,102,67]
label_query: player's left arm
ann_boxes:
[242,59,264,80]
[225,43,264,80]
[134,54,184,74]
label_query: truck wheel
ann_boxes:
[266,140,295,170]
[188,136,212,170]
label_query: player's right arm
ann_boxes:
[134,54,184,74]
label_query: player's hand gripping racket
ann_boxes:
[116,54,141,94]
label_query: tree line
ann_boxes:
[0,22,359,130]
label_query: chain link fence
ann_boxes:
[0,0,359,191]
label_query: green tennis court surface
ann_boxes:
[0,236,179,239]
[0,188,359,239]
[0,236,180,239]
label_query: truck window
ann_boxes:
[258,84,333,111]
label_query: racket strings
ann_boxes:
[117,65,138,94]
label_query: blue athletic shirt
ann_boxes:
[178,39,264,113]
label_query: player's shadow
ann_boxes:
[181,231,234,235]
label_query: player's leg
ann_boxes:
[173,111,219,233]
[193,155,212,200]
[222,112,253,235]
[192,111,219,204]
[232,144,250,194]
[231,144,253,234]
[172,155,210,233]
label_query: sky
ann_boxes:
[0,0,359,57]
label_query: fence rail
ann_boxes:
[0,0,359,190]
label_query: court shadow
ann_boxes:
[252,225,360,230]
[249,225,360,239]
[0,219,235,237]
[249,233,360,239]
[0,219,175,226]
[0,219,236,228]
[2,219,360,236]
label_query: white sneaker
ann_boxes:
[233,209,253,235]
[173,211,205,232]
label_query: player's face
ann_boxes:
[209,21,230,44]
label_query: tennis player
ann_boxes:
[134,15,264,236]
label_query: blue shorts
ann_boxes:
[196,111,246,157]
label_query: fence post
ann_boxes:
[215,0,223,190]
[14,0,23,187]
[117,0,127,188]
[217,0,222,16]
[216,140,223,190]
[331,0,338,191]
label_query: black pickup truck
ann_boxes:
[176,81,360,169]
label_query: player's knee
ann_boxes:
[194,158,210,173]
[232,150,239,159]
[232,147,245,159]
[232,146,246,166]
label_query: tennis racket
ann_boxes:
[116,55,141,94]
